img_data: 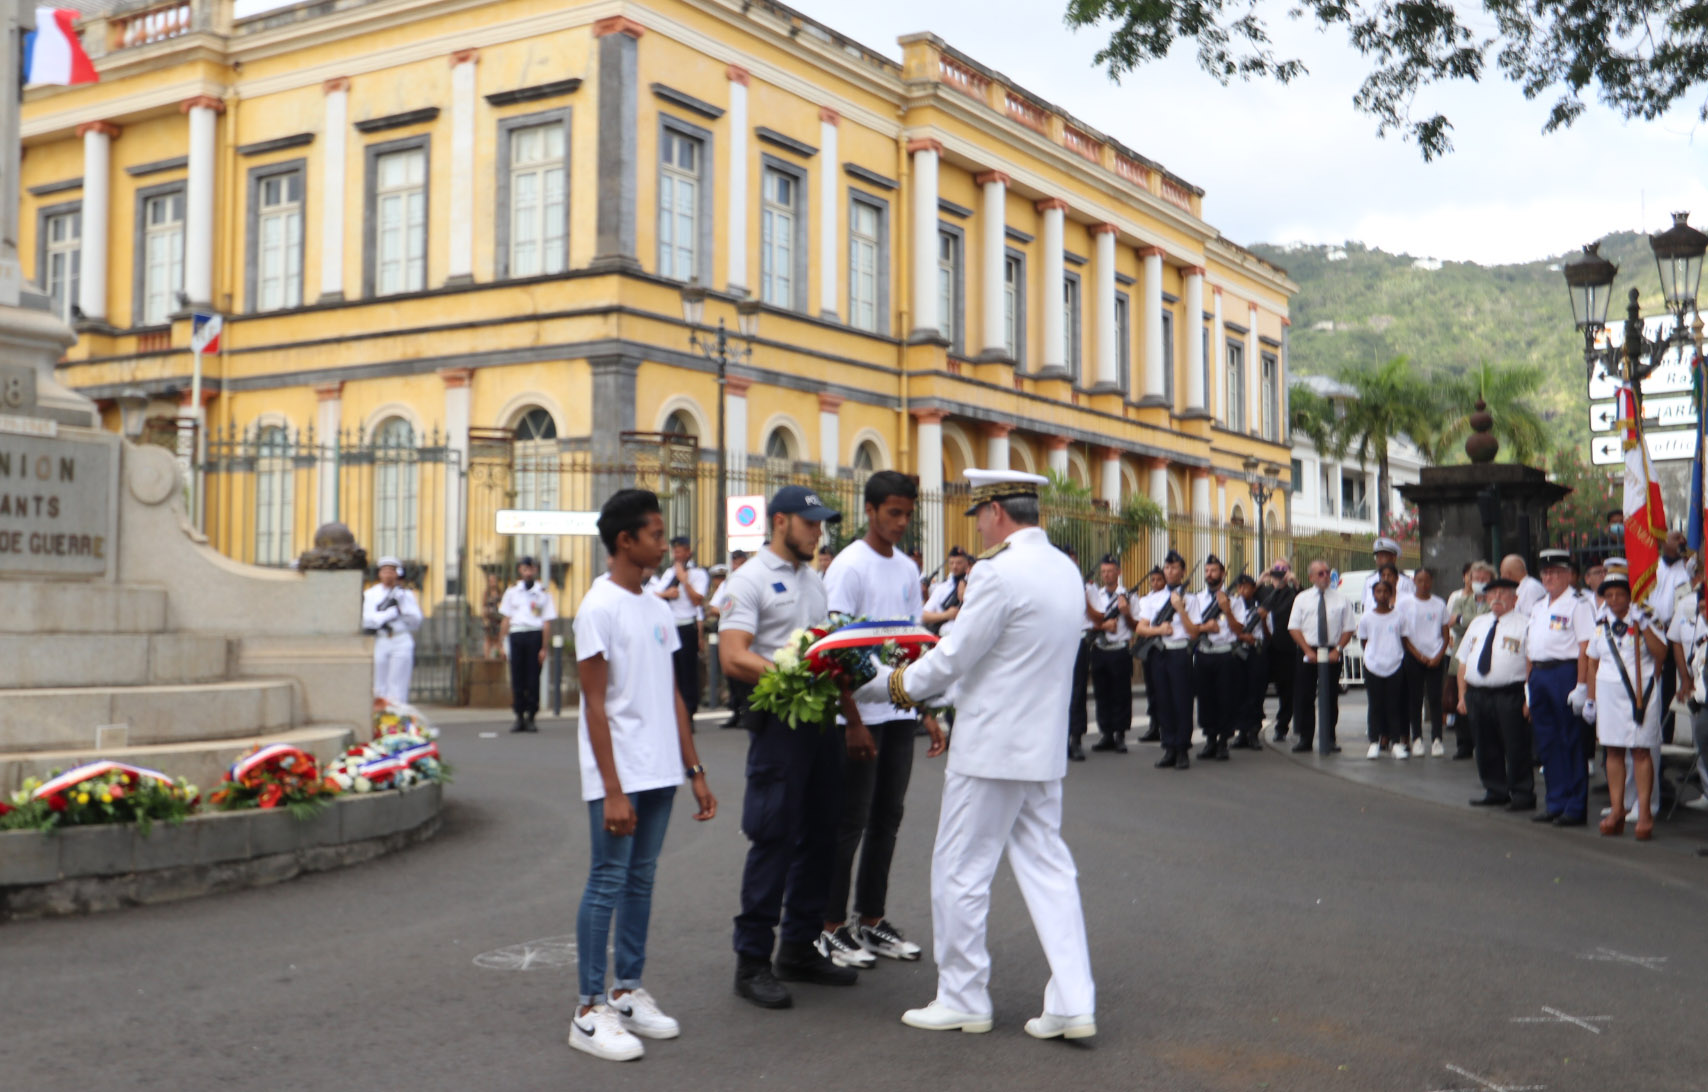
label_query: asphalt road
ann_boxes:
[4,709,1708,1092]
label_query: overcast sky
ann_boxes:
[793,0,1708,266]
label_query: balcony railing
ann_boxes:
[1062,125,1102,164]
[1160,177,1195,212]
[938,54,989,101]
[112,1,192,49]
[1004,91,1050,135]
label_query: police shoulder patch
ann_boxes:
[978,541,1010,561]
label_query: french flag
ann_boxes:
[24,8,98,87]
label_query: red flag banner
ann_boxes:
[1620,380,1667,605]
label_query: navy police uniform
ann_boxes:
[1136,551,1195,769]
[1525,550,1594,823]
[1190,557,1239,761]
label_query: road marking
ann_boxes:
[1578,946,1666,971]
[1427,1063,1546,1092]
[1509,1006,1612,1034]
[472,934,578,971]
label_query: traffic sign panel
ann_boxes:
[1590,428,1698,466]
[495,509,600,536]
[1589,394,1697,433]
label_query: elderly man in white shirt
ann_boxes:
[1457,577,1535,810]
[1501,554,1547,618]
[1288,559,1356,755]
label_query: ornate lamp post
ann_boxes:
[1243,455,1283,573]
[680,282,760,557]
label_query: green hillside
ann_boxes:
[1247,232,1672,457]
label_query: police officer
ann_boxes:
[362,556,423,709]
[1190,555,1241,762]
[1457,577,1535,810]
[1288,558,1355,754]
[1525,549,1595,826]
[1261,562,1299,741]
[1364,537,1416,611]
[1135,566,1166,743]
[856,469,1096,1040]
[718,485,853,1009]
[498,556,555,732]
[1230,573,1268,750]
[1134,550,1195,770]
[1087,556,1135,755]
[647,535,709,713]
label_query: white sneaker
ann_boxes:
[1392,743,1409,760]
[1684,796,1708,812]
[854,919,922,961]
[1431,740,1445,758]
[1024,1012,1097,1040]
[568,1004,645,1061]
[1367,743,1382,759]
[901,1000,994,1033]
[1411,738,1426,757]
[611,988,679,1040]
[816,926,877,968]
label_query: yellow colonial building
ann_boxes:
[20,0,1296,606]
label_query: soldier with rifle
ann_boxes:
[1086,556,1136,755]
[1133,550,1196,770]
[1189,555,1243,762]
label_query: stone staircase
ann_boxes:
[0,581,357,794]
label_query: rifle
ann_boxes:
[1131,561,1199,661]
[1091,585,1129,649]
[926,573,966,636]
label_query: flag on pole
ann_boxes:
[1619,378,1668,606]
[22,8,98,86]
[1690,349,1707,555]
[190,312,222,354]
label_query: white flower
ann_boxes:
[786,628,810,649]
[773,645,800,672]
[354,776,372,793]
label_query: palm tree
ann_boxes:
[1327,356,1440,531]
[1429,362,1548,466]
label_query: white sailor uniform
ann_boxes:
[1589,614,1663,749]
[362,581,423,704]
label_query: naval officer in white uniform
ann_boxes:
[362,556,423,708]
[858,469,1096,1042]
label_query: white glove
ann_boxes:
[1582,699,1596,725]
[1567,683,1588,716]
[854,660,893,705]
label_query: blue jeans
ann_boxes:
[577,786,676,1005]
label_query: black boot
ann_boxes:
[1174,751,1191,769]
[1091,734,1118,752]
[774,940,857,986]
[524,712,539,733]
[735,955,792,1008]
[1215,741,1230,761]
[1136,728,1162,743]
[1154,749,1177,769]
[1112,732,1128,754]
[1068,739,1086,762]
[1196,740,1218,760]
[509,715,527,733]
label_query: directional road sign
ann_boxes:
[494,509,600,536]
[1588,394,1697,433]
[1590,429,1698,466]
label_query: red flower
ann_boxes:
[0,801,12,816]
[258,784,284,809]
[109,784,126,800]
[46,794,68,812]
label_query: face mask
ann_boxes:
[1610,524,1625,537]
[1472,581,1487,594]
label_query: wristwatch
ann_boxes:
[685,763,706,779]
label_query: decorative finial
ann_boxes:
[1465,398,1499,464]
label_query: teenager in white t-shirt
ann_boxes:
[1399,568,1452,757]
[818,471,947,969]
[571,489,718,1063]
[1357,578,1410,759]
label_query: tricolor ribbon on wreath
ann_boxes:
[229,743,315,782]
[357,741,440,780]
[803,621,939,672]
[31,760,174,800]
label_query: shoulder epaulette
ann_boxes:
[979,541,1010,561]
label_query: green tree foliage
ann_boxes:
[1062,0,1708,159]
[1041,472,1164,575]
[1548,445,1622,549]
[1429,361,1549,465]
[1324,356,1442,528]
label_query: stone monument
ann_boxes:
[1399,400,1569,574]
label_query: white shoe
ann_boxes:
[568,1004,645,1061]
[1392,743,1409,760]
[611,988,679,1040]
[1367,743,1382,759]
[1684,796,1708,812]
[1411,738,1426,757]
[901,1000,993,1033]
[1024,1012,1097,1040]
[816,927,877,968]
[1431,739,1445,758]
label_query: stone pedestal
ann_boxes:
[1400,464,1570,574]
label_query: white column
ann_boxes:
[976,171,1009,358]
[320,78,349,301]
[1100,449,1121,505]
[818,109,839,319]
[1038,198,1066,371]
[441,369,471,596]
[1140,246,1164,401]
[984,424,1010,471]
[818,394,842,474]
[1247,303,1260,435]
[1192,470,1213,565]
[448,51,478,284]
[76,122,115,323]
[1092,224,1118,389]
[182,96,222,307]
[1148,459,1169,517]
[314,382,343,524]
[1213,287,1227,423]
[909,139,941,339]
[726,67,749,294]
[915,411,945,569]
[1184,267,1206,412]
[726,377,750,474]
[1217,477,1227,521]
[1047,439,1070,477]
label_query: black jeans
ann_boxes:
[1194,649,1237,745]
[1068,639,1091,742]
[1468,683,1534,805]
[507,629,543,715]
[671,622,701,714]
[1240,644,1268,740]
[1148,647,1195,752]
[1365,668,1406,744]
[827,719,916,925]
[1089,646,1133,739]
[1402,653,1445,742]
[1267,635,1295,736]
[1293,652,1342,752]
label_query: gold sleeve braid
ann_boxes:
[888,662,919,710]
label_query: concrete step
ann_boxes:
[0,634,232,688]
[0,679,298,751]
[0,582,168,635]
[0,723,359,795]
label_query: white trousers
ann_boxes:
[931,771,1095,1018]
[373,635,414,705]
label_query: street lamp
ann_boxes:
[680,281,760,559]
[116,387,149,440]
[1564,214,1708,395]
[1244,455,1282,573]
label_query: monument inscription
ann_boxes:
[0,430,117,577]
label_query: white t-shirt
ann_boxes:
[1401,594,1449,660]
[573,577,685,803]
[1357,607,1407,678]
[826,539,925,726]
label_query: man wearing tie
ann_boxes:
[1287,559,1355,755]
[1456,577,1535,810]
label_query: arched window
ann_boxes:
[853,440,880,474]
[512,407,559,562]
[254,425,295,566]
[373,417,417,562]
[663,409,698,438]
